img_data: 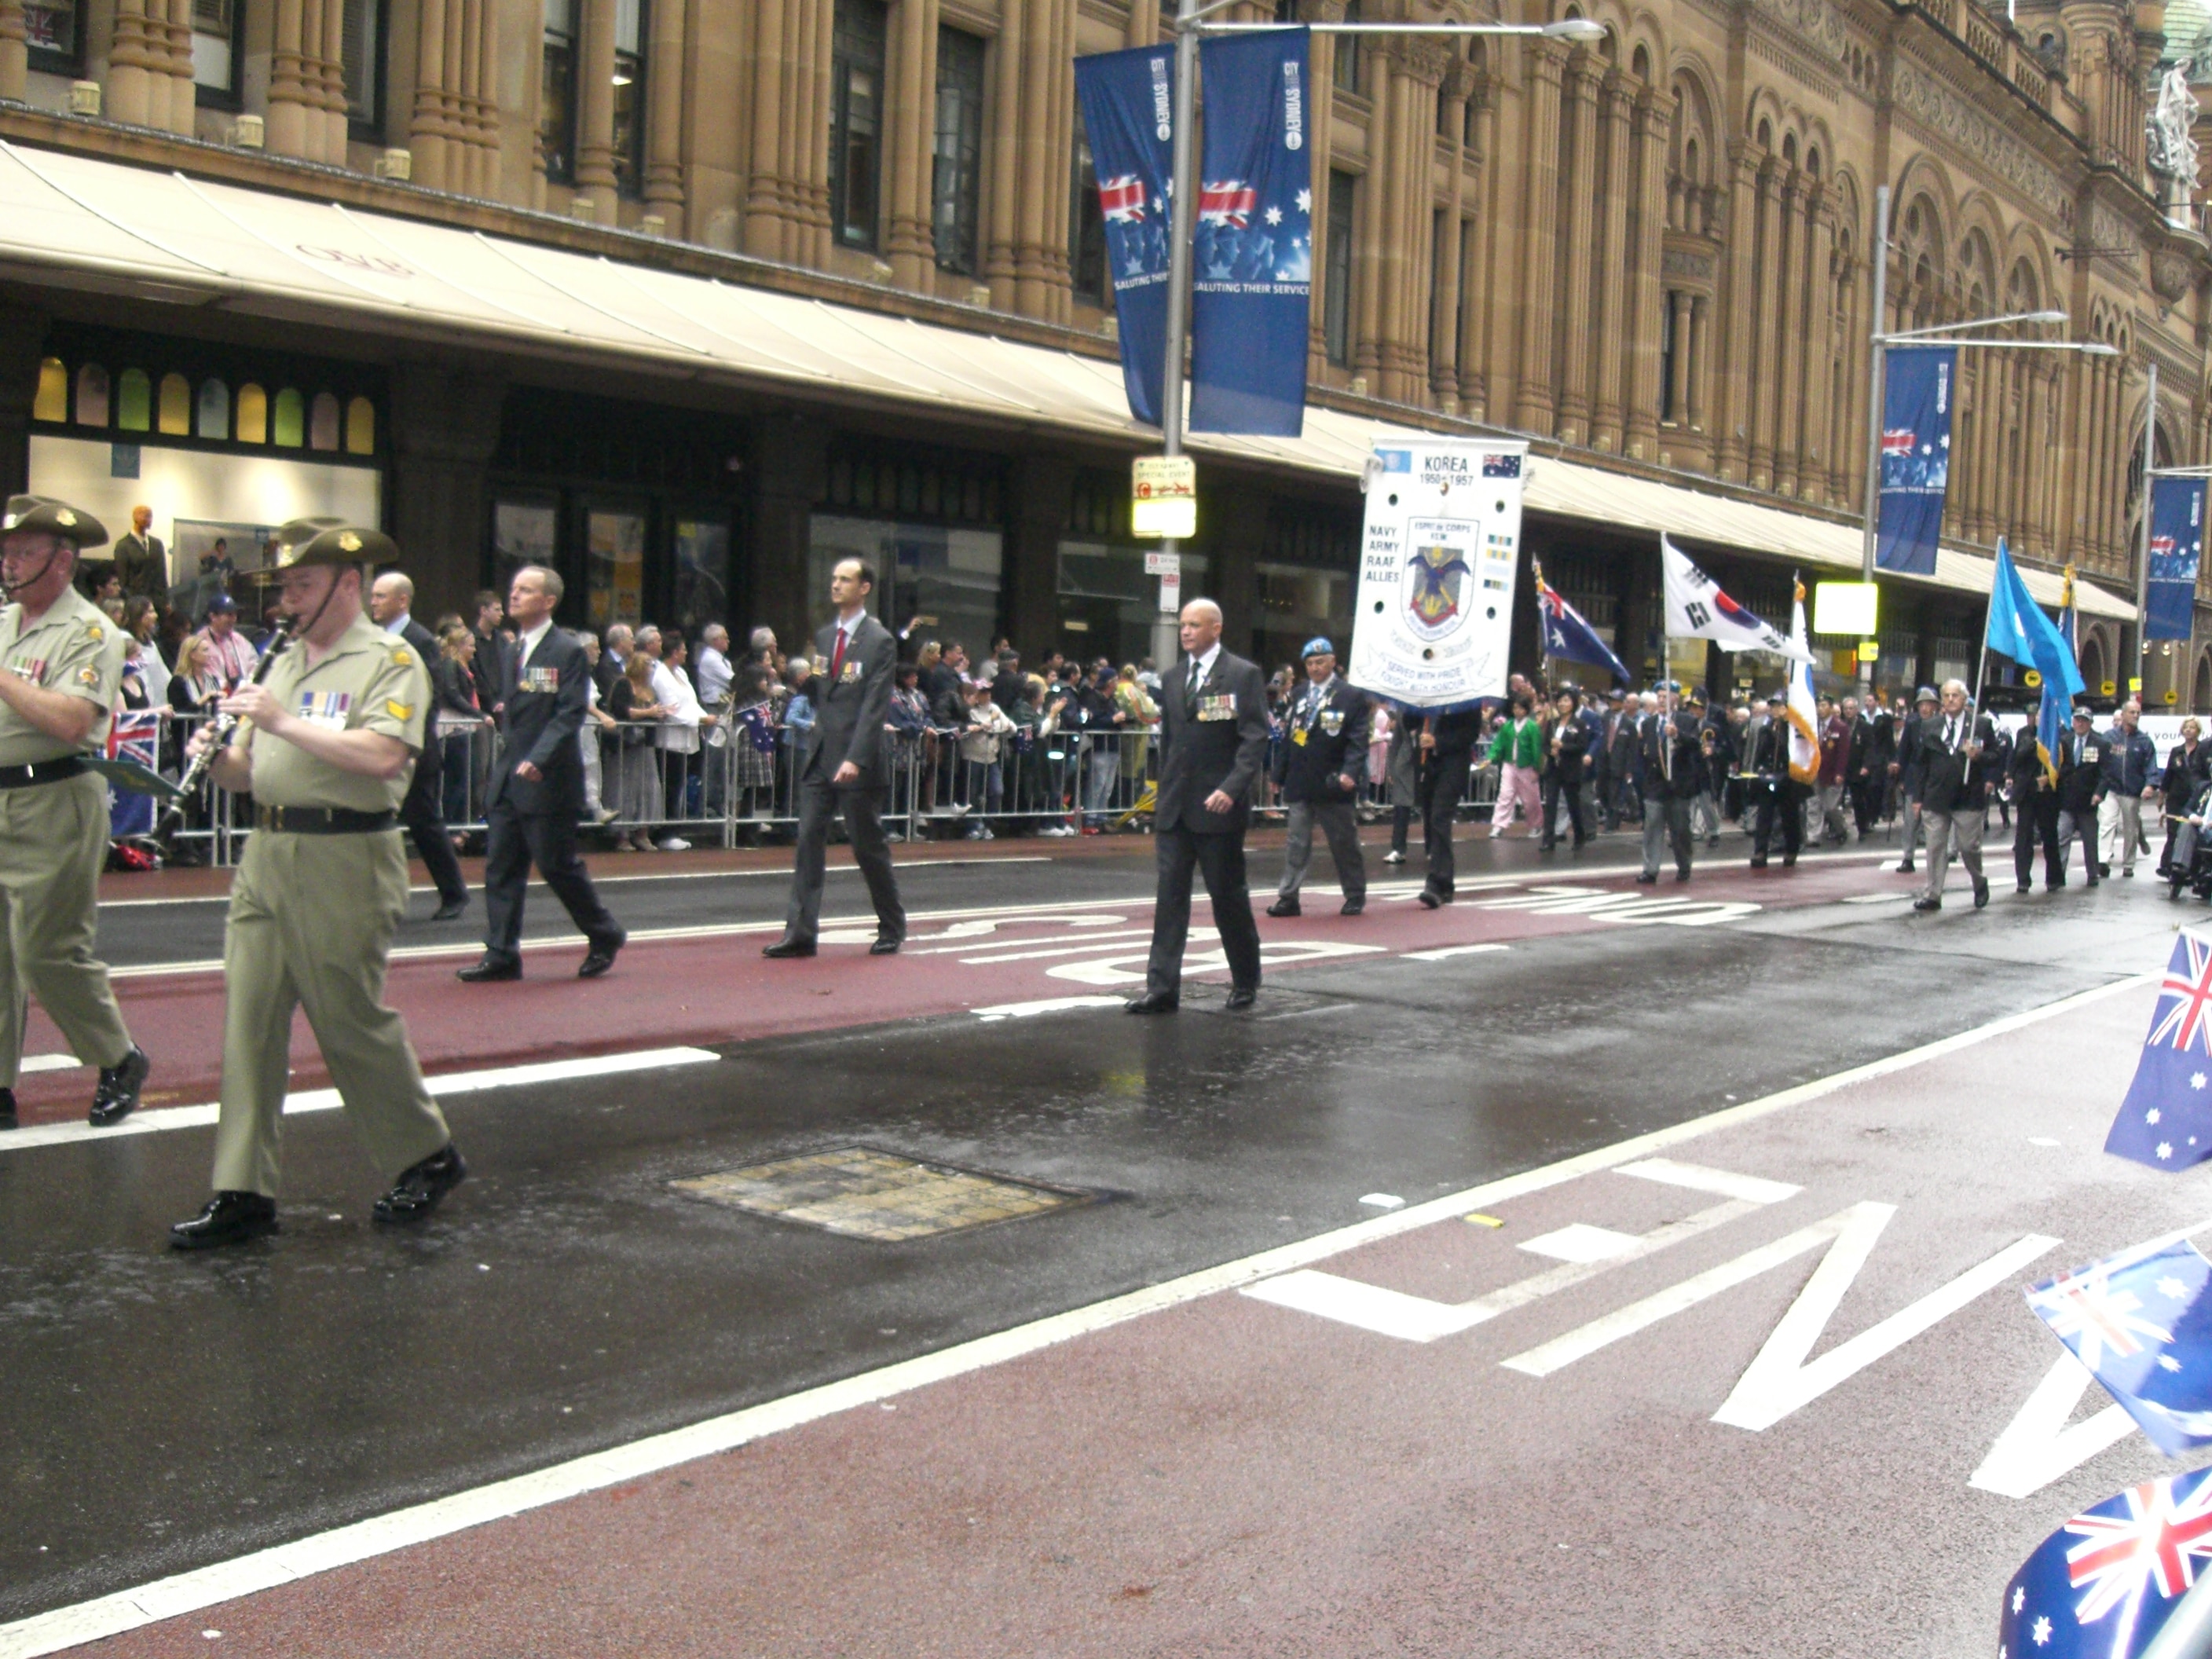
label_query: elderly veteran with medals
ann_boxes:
[170,524,465,1250]
[0,496,151,1131]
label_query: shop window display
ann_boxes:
[196,379,229,441]
[309,392,340,452]
[158,374,191,437]
[34,359,66,424]
[346,397,375,455]
[273,389,305,448]
[74,365,108,427]
[117,368,152,433]
[236,384,267,444]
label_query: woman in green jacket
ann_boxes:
[1487,694,1543,836]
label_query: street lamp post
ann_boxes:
[1141,2,1606,665]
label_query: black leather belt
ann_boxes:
[0,756,86,789]
[255,805,397,834]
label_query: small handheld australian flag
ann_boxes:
[1998,1469,2212,1659]
[2107,932,2212,1171]
[2028,1236,2212,1456]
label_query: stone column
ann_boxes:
[1554,55,1599,442]
[1713,143,1757,480]
[574,0,620,218]
[1458,70,1493,419]
[139,0,171,132]
[1353,60,1392,378]
[1745,161,1781,487]
[107,0,156,126]
[1304,2,1340,377]
[804,0,837,264]
[984,0,1027,306]
[468,0,501,197]
[0,0,22,101]
[389,360,510,625]
[1802,195,1837,503]
[1589,74,1633,452]
[1686,292,1708,431]
[411,0,455,188]
[1772,174,1807,496]
[1430,71,1470,410]
[167,0,198,134]
[266,0,314,156]
[884,0,939,287]
[1514,42,1566,432]
[1624,90,1666,460]
[1663,288,1690,423]
[645,0,687,217]
[1015,0,1071,319]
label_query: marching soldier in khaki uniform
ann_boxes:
[170,524,465,1249]
[0,496,150,1130]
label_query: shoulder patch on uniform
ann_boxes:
[77,665,98,686]
[390,645,413,668]
[385,698,414,721]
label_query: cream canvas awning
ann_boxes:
[0,140,2135,622]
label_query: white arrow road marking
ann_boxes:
[1969,1353,2140,1499]
[1710,1211,2060,1430]
[1619,1158,1801,1206]
[1046,940,1386,987]
[1401,943,1512,962]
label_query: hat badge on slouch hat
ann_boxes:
[0,495,109,547]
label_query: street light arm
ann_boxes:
[1879,310,2068,341]
[1197,17,1606,33]
[1877,339,2113,353]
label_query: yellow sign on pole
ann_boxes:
[2102,679,2118,697]
[2023,669,2043,689]
[1132,456,1197,540]
[1857,640,1880,662]
[2166,689,2181,705]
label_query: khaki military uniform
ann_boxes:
[0,581,134,1087]
[214,614,450,1197]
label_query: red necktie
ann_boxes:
[830,626,848,683]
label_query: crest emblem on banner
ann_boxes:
[1403,543,1472,642]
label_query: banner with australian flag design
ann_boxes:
[2148,476,2206,643]
[2108,931,2212,1171]
[1074,45,1176,427]
[1190,27,1311,436]
[1875,345,1954,577]
[1999,1468,2212,1659]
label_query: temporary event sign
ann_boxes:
[1073,46,1175,427]
[2148,475,2205,643]
[1189,28,1312,437]
[1347,438,1527,709]
[1875,345,1954,577]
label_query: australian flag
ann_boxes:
[2029,1234,2212,1456]
[736,702,777,756]
[1533,566,1630,685]
[105,708,160,837]
[2000,1468,2212,1659]
[2107,932,2212,1171]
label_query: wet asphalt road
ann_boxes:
[0,828,2143,1624]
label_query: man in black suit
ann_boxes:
[2055,704,2107,888]
[1415,705,1485,907]
[1127,599,1270,1014]
[368,570,468,921]
[1265,635,1369,918]
[1911,679,1995,912]
[457,566,625,981]
[1745,691,1803,869]
[764,557,906,957]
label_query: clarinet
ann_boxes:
[154,617,295,850]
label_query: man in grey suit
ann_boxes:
[1127,598,1270,1014]
[764,557,906,957]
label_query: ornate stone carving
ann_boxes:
[2152,246,2199,302]
[1662,247,1716,281]
[1889,57,2068,218]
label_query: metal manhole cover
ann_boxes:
[672,1147,1090,1240]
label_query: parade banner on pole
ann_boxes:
[1783,583,1821,784]
[1875,345,1954,576]
[1189,28,1312,436]
[1074,46,1176,427]
[2148,476,2206,643]
[1347,438,1527,709]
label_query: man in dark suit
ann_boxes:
[1415,705,1485,907]
[1265,636,1369,918]
[2056,704,2107,888]
[1745,691,1803,869]
[1911,679,1995,912]
[457,566,625,981]
[2011,717,2064,892]
[369,570,468,921]
[1127,599,1270,1014]
[764,557,906,956]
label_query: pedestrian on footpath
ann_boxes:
[1126,599,1268,1013]
[170,526,463,1249]
[1912,679,1994,912]
[2056,705,2108,888]
[764,557,906,958]
[457,565,626,982]
[1267,637,1368,918]
[1635,683,1699,884]
[0,497,150,1133]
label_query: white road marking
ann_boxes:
[1358,1193,1405,1210]
[1618,1158,1802,1206]
[0,972,2151,1659]
[1520,1223,1642,1262]
[0,1048,720,1155]
[1401,943,1511,962]
[969,997,1126,1022]
[1710,1211,2059,1431]
[20,1054,84,1075]
[1970,1354,2141,1499]
[955,932,1159,965]
[1046,939,1386,987]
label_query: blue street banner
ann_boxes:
[2149,476,2206,643]
[2028,1231,2212,1455]
[2108,931,2212,1170]
[1189,28,1311,436]
[1876,345,1954,576]
[1999,1469,2212,1659]
[1986,539,2086,703]
[1074,46,1176,427]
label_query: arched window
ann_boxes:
[1632,44,1650,79]
[196,379,230,441]
[32,357,66,423]
[116,368,152,432]
[309,391,340,451]
[236,383,268,444]
[345,397,375,455]
[273,387,305,448]
[157,372,191,436]
[75,364,108,427]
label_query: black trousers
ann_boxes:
[1848,774,1881,835]
[482,792,620,961]
[1540,771,1588,848]
[1419,746,1474,899]
[1145,825,1262,998]
[400,768,467,906]
[2014,794,2064,887]
[786,780,905,943]
[1752,778,1804,862]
